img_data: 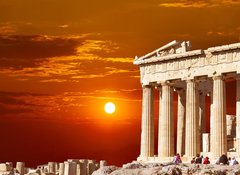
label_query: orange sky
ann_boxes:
[0,0,240,167]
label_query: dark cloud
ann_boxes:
[159,0,240,8]
[0,35,81,68]
[0,91,49,106]
[0,105,35,115]
[0,91,42,115]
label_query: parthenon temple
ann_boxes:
[134,40,240,162]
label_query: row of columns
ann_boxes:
[140,75,240,159]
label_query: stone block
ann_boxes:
[76,163,86,175]
[48,162,57,173]
[64,161,76,175]
[87,163,96,175]
[16,162,25,175]
[59,163,64,175]
[99,161,107,168]
[0,163,11,172]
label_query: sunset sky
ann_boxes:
[0,0,240,167]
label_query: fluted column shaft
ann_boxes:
[236,75,240,153]
[199,91,206,152]
[185,79,200,157]
[176,89,186,156]
[158,82,174,157]
[140,85,154,157]
[210,76,227,158]
[199,91,206,133]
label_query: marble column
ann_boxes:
[88,163,96,175]
[185,79,200,157]
[210,75,227,158]
[199,91,206,152]
[176,88,186,156]
[199,91,206,133]
[236,75,240,153]
[59,163,65,175]
[158,81,174,157]
[16,162,25,175]
[64,162,77,175]
[48,162,57,173]
[79,160,87,175]
[202,133,210,152]
[210,89,214,153]
[140,85,154,158]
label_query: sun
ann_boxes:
[104,102,116,114]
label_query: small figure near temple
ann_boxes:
[217,153,229,165]
[190,157,195,164]
[172,153,182,164]
[195,154,202,164]
[203,156,210,164]
[229,156,238,166]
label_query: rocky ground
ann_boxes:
[92,161,240,175]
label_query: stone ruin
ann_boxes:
[134,40,240,162]
[0,159,107,175]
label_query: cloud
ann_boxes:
[0,35,81,61]
[62,88,142,102]
[0,88,142,119]
[0,34,137,82]
[58,24,69,28]
[0,23,17,34]
[159,0,240,8]
[104,57,133,63]
[206,26,240,38]
[0,91,43,106]
[0,91,49,115]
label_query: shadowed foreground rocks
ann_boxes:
[92,162,240,175]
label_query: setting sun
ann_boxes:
[104,102,116,114]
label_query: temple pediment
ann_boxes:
[134,40,191,62]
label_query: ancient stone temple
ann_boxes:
[134,40,240,162]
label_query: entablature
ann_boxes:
[134,41,240,86]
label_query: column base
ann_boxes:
[136,151,240,164]
[137,156,174,163]
[137,156,156,162]
[236,139,240,153]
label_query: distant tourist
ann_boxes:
[172,153,182,164]
[218,153,228,165]
[229,156,238,166]
[228,157,231,164]
[191,157,195,164]
[195,154,202,164]
[203,156,210,164]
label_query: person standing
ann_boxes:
[219,153,228,165]
[173,153,182,164]
[195,154,202,164]
[229,157,238,166]
[203,157,210,164]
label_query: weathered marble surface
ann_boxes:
[93,162,240,175]
[134,41,240,85]
[135,41,240,162]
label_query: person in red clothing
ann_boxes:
[203,156,210,164]
[172,153,182,164]
[191,157,195,164]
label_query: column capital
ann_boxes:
[236,74,240,80]
[142,84,153,88]
[185,78,198,83]
[157,80,171,86]
[212,75,223,80]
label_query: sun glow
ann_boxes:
[104,102,116,114]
